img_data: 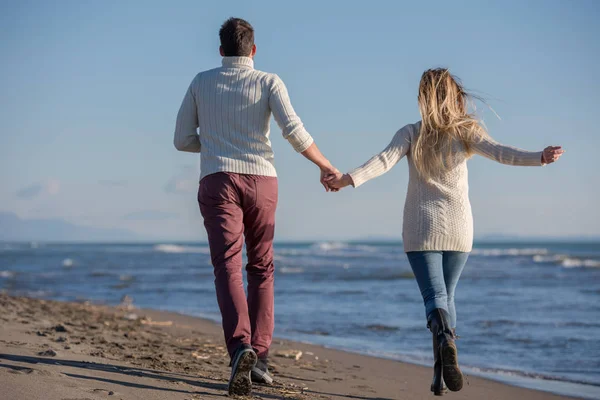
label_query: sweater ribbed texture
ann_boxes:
[174,56,314,179]
[349,122,543,252]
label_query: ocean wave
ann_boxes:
[462,365,600,388]
[62,258,74,267]
[312,241,350,251]
[337,271,415,282]
[311,241,381,253]
[533,254,600,268]
[279,267,304,274]
[0,244,18,252]
[153,244,210,254]
[289,329,330,336]
[0,270,16,278]
[365,324,400,332]
[561,258,600,268]
[472,248,549,257]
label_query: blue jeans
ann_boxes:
[406,251,470,328]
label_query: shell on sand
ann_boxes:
[140,317,173,326]
[275,349,303,360]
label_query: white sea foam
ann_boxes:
[471,248,549,257]
[62,258,74,267]
[153,244,210,254]
[532,254,563,263]
[532,254,600,268]
[312,241,349,251]
[279,267,304,274]
[561,258,600,268]
[0,270,15,278]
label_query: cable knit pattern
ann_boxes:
[174,56,314,179]
[348,122,543,252]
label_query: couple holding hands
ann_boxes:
[174,17,564,397]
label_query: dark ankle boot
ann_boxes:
[428,309,463,392]
[430,329,448,396]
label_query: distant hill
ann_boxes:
[0,211,141,242]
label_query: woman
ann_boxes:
[325,68,564,395]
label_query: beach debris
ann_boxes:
[140,317,173,326]
[54,324,69,333]
[123,313,138,321]
[275,350,303,360]
[117,295,135,311]
[55,336,67,343]
[36,330,47,337]
[191,351,210,360]
[38,349,57,357]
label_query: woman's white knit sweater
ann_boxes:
[348,122,543,252]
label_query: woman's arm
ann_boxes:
[326,124,414,189]
[471,135,558,166]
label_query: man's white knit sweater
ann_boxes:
[348,122,544,252]
[174,56,314,180]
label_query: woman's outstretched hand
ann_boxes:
[542,146,565,165]
[324,172,353,191]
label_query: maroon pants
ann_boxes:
[198,172,278,360]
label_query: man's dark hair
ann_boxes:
[219,18,255,57]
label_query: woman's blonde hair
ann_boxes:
[413,68,488,180]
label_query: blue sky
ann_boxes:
[1,0,598,241]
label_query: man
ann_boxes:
[174,17,338,396]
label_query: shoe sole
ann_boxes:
[441,343,463,392]
[431,386,448,396]
[228,349,257,396]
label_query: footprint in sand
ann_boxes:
[91,388,116,396]
[7,367,34,374]
[61,398,95,400]
[352,384,376,393]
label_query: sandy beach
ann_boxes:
[0,294,581,400]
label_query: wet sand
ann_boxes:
[0,294,578,400]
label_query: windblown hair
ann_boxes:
[413,68,488,181]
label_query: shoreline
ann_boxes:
[0,294,593,400]
[185,309,599,398]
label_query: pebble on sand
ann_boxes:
[38,349,58,357]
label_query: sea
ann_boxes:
[1,241,599,399]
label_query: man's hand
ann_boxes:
[298,143,341,191]
[320,166,340,192]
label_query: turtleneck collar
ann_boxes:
[221,56,254,69]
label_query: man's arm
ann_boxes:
[300,143,339,192]
[268,74,314,153]
[268,74,337,191]
[173,80,201,153]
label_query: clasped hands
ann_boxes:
[319,166,352,192]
